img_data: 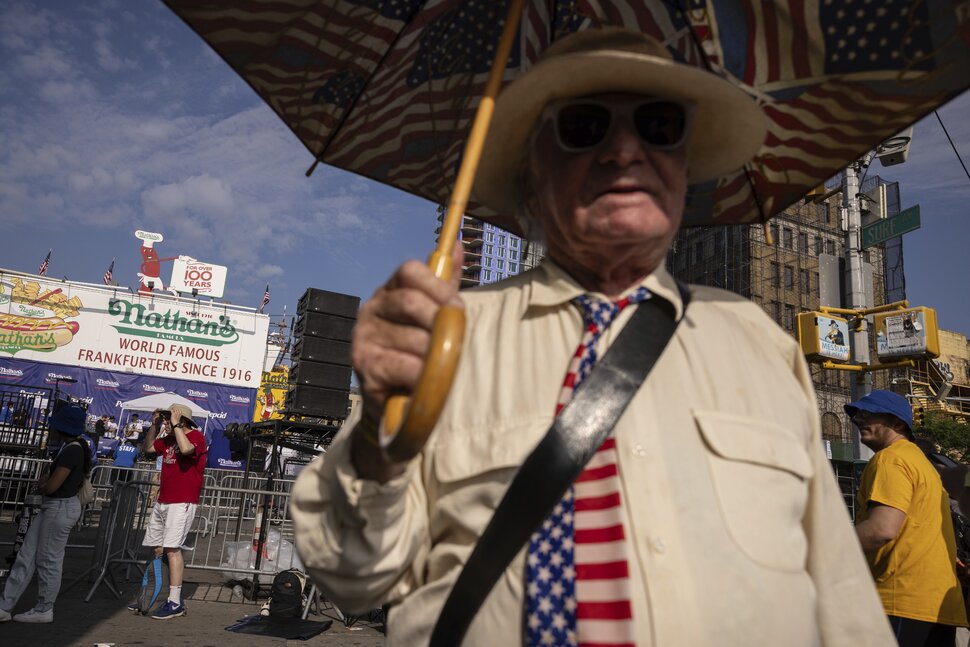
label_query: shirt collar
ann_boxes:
[526,259,685,319]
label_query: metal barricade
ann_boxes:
[2,457,304,596]
[185,484,300,584]
[0,385,52,454]
[0,456,51,524]
[198,469,295,537]
[65,479,153,601]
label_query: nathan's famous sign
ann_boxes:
[0,278,83,355]
[0,273,268,389]
[108,299,239,346]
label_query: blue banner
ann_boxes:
[0,357,254,469]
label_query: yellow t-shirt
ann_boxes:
[857,439,968,626]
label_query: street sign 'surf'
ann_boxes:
[862,205,920,249]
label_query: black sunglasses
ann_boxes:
[544,98,693,152]
[851,411,875,427]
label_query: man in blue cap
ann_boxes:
[849,389,967,645]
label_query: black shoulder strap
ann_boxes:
[430,282,691,646]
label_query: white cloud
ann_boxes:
[94,38,124,72]
[67,167,138,194]
[254,264,285,279]
[125,117,186,142]
[0,3,55,51]
[38,79,97,103]
[5,142,80,178]
[0,1,414,300]
[141,174,234,219]
[15,45,73,78]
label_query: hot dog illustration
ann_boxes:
[0,314,79,351]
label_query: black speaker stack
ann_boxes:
[286,288,359,421]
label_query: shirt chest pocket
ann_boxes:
[430,423,546,507]
[695,410,814,572]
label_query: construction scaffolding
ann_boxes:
[434,207,546,289]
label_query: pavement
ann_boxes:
[0,539,385,647]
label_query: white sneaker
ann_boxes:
[0,607,11,622]
[13,608,53,623]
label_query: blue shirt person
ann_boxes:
[112,439,140,469]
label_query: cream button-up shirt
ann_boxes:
[292,261,892,646]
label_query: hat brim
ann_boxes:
[474,50,768,221]
[844,402,913,433]
[175,415,199,429]
[169,404,200,429]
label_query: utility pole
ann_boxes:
[842,157,874,460]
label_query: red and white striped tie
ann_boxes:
[525,288,649,647]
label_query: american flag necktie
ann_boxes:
[525,287,650,647]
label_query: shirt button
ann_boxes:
[632,444,646,457]
[651,537,666,554]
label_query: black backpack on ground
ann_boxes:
[268,569,306,619]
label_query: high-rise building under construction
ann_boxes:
[434,207,545,289]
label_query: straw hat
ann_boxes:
[169,403,199,429]
[473,28,768,217]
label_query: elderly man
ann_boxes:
[850,390,967,646]
[292,29,891,646]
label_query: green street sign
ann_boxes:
[862,205,920,249]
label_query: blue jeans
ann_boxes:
[0,496,81,613]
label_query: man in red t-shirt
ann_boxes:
[139,403,207,620]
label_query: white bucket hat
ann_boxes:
[473,28,768,218]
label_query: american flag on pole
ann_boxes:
[259,285,270,314]
[37,249,51,276]
[103,259,115,285]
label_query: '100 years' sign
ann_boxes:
[0,273,268,388]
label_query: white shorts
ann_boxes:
[143,502,197,549]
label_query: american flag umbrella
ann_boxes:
[163,0,970,458]
[163,0,970,232]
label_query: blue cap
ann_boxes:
[844,390,913,432]
[49,404,86,437]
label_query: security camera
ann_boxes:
[875,127,913,167]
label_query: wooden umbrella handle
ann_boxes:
[378,0,525,461]
[380,249,465,462]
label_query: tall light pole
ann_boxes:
[842,156,874,460]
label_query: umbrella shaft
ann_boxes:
[434,0,526,279]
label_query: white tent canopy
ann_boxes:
[117,392,211,434]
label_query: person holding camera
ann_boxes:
[137,403,207,620]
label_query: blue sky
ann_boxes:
[1,1,969,337]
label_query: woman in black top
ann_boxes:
[0,404,91,624]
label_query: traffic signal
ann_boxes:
[912,406,925,428]
[804,184,826,203]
